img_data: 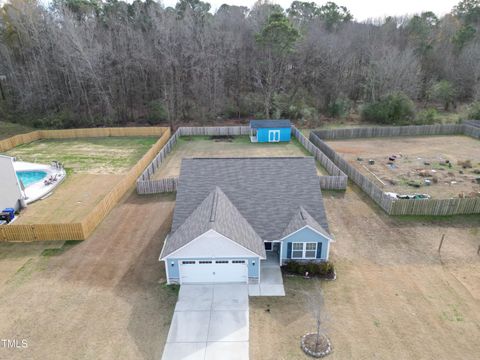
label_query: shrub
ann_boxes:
[273,93,318,123]
[147,99,168,124]
[284,260,301,274]
[428,80,457,111]
[361,93,415,125]
[317,262,334,276]
[325,97,351,118]
[414,108,437,125]
[282,260,335,278]
[468,102,480,119]
[305,262,319,276]
[32,109,82,129]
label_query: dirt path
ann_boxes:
[250,186,480,360]
[0,192,177,360]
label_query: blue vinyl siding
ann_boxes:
[281,227,330,261]
[256,127,291,143]
[165,257,259,283]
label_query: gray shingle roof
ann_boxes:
[250,119,291,128]
[281,206,332,240]
[171,157,329,245]
[161,187,265,258]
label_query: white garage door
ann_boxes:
[179,259,248,284]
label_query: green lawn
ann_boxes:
[4,136,158,174]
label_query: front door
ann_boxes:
[268,130,280,142]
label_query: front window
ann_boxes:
[292,243,304,259]
[291,242,317,259]
[305,243,317,258]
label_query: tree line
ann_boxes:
[0,0,480,128]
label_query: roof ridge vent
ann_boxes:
[210,189,219,222]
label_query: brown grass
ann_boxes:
[0,192,177,359]
[250,187,480,359]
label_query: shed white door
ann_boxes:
[268,130,280,142]
[179,260,248,284]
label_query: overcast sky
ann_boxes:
[162,0,460,21]
[0,0,461,21]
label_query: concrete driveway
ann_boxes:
[162,284,249,360]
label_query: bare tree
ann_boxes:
[302,283,331,355]
[0,0,479,127]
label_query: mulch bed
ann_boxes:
[301,333,332,358]
[281,269,336,281]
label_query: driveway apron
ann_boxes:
[162,284,249,360]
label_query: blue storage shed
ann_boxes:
[249,119,291,143]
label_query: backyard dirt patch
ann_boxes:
[152,136,327,179]
[2,137,158,224]
[0,191,177,360]
[250,186,480,359]
[328,135,480,199]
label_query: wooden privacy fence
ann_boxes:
[310,125,480,216]
[1,127,170,242]
[389,197,480,216]
[0,127,166,152]
[0,131,42,152]
[463,120,480,129]
[0,223,85,242]
[291,126,347,190]
[137,177,179,194]
[136,125,348,194]
[463,123,480,138]
[81,128,171,238]
[179,126,250,136]
[314,124,466,140]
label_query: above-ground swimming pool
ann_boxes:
[16,171,48,187]
[13,161,66,204]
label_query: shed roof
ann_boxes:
[250,119,291,129]
[161,187,265,258]
[171,157,329,242]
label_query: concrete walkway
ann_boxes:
[162,284,249,360]
[248,253,285,297]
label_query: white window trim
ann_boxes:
[291,242,317,260]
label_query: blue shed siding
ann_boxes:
[280,227,330,262]
[165,257,259,284]
[256,127,291,143]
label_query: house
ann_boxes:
[160,157,333,285]
[0,155,23,212]
[249,119,291,143]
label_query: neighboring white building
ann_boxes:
[0,155,23,211]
